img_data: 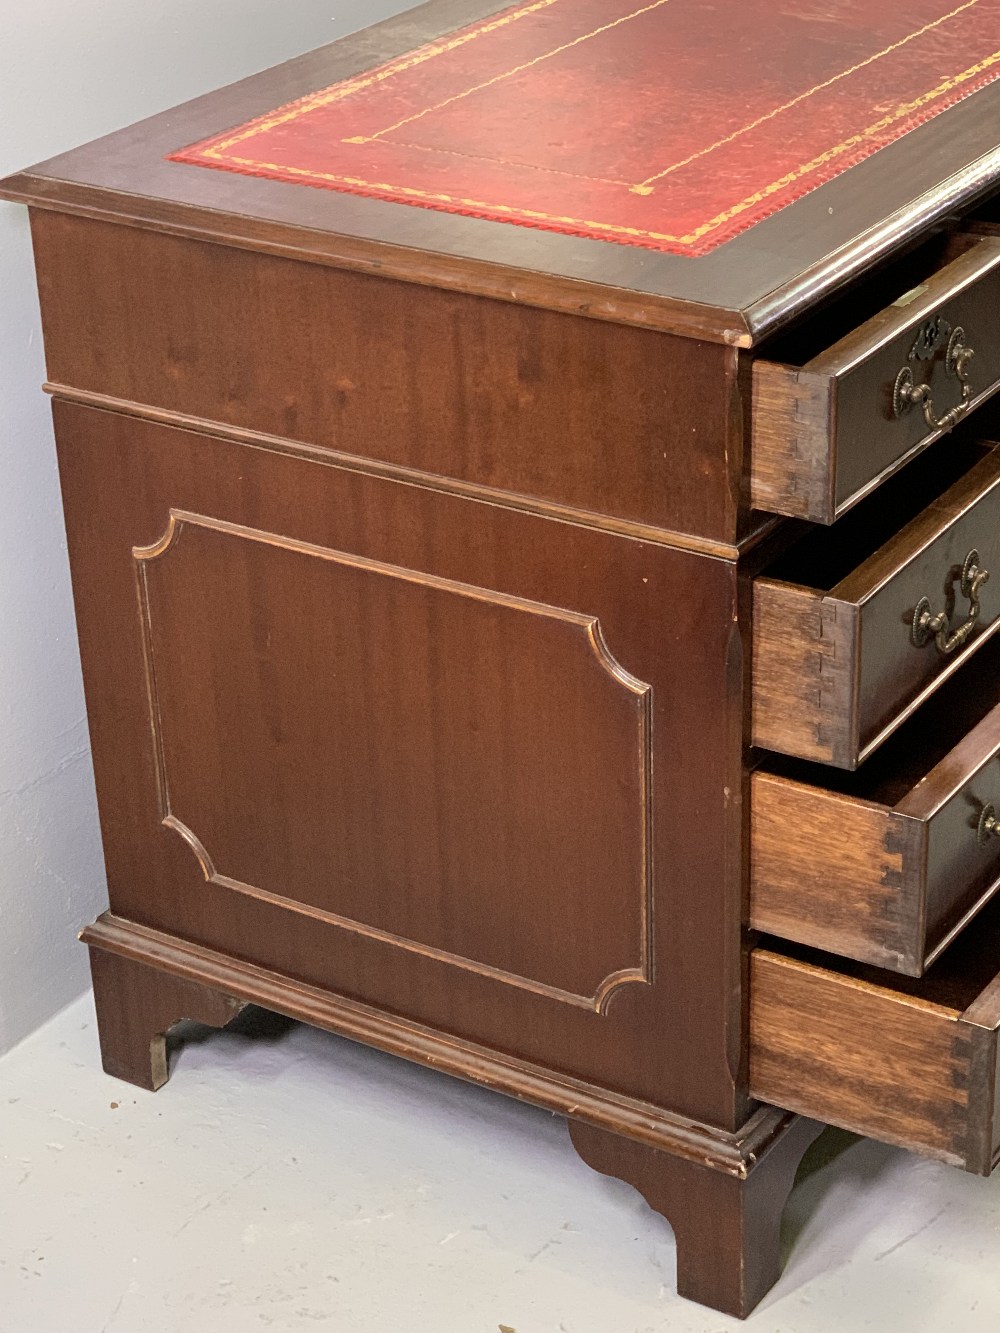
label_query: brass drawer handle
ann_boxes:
[893,326,975,432]
[978,804,1000,847]
[911,549,990,654]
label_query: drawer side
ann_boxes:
[751,582,857,767]
[961,974,1000,1176]
[750,771,925,972]
[750,363,834,522]
[750,950,976,1168]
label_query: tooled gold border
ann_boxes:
[182,0,1000,247]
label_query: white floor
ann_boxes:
[1,996,998,1333]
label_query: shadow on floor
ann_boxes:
[166,1003,298,1064]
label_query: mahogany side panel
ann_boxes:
[134,509,653,1012]
[55,399,749,1128]
[31,211,741,544]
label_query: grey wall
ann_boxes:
[0,0,416,1053]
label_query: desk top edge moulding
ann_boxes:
[1,0,999,344]
[5,0,1000,1321]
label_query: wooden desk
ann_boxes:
[4,1,1000,1315]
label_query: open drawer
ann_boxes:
[753,436,1000,768]
[751,232,1000,524]
[750,897,1000,1176]
[751,638,1000,974]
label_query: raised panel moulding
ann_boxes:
[134,510,654,1012]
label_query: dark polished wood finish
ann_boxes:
[53,398,749,1127]
[88,946,245,1091]
[82,909,801,1165]
[4,1,1000,1318]
[569,1116,823,1320]
[30,211,742,547]
[83,906,821,1320]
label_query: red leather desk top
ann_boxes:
[5,0,1000,342]
[171,0,1000,257]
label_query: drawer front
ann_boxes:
[753,442,1000,768]
[749,918,1000,1175]
[752,235,1000,524]
[751,639,1000,974]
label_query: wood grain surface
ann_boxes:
[752,634,1000,972]
[751,578,857,767]
[134,508,653,1012]
[751,771,925,972]
[86,905,821,1321]
[56,397,749,1127]
[750,943,1000,1174]
[569,1114,822,1318]
[31,210,742,545]
[750,362,835,522]
[88,946,246,1091]
[83,910,796,1171]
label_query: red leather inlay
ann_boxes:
[169,0,1000,257]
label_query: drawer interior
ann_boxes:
[761,899,1000,1044]
[761,432,994,596]
[759,633,1000,806]
[759,231,979,371]
[970,193,1000,229]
